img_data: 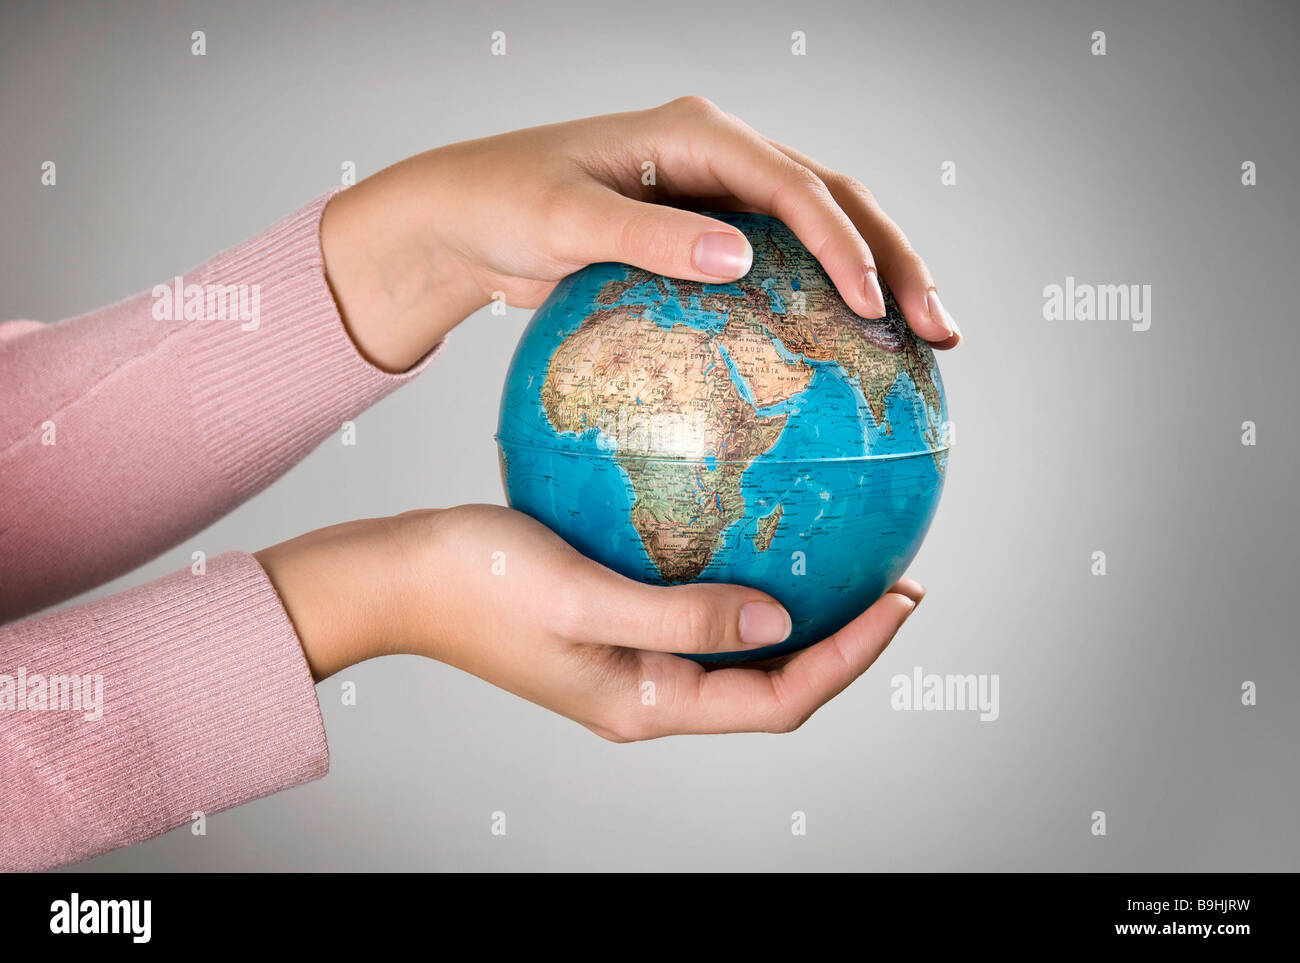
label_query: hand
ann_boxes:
[255,505,924,740]
[319,97,962,373]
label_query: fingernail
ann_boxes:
[738,601,793,647]
[925,288,960,339]
[863,268,886,318]
[693,232,753,279]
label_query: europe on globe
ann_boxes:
[496,213,949,663]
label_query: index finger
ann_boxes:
[765,137,961,348]
[644,97,887,320]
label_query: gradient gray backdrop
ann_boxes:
[3,0,1296,871]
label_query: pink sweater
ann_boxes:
[0,193,436,871]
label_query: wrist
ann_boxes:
[254,515,423,680]
[320,158,488,373]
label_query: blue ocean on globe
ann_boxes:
[497,212,949,663]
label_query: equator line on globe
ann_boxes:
[497,212,949,663]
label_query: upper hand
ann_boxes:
[319,97,961,372]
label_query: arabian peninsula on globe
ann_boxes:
[497,212,950,663]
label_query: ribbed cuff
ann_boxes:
[0,552,327,871]
[183,191,443,499]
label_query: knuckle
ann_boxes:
[833,173,875,203]
[590,718,633,743]
[789,164,827,194]
[667,95,720,118]
[887,232,925,275]
[770,707,808,734]
[661,594,723,652]
[876,218,922,267]
[765,676,810,733]
[897,233,922,262]
[772,164,831,210]
[601,707,654,743]
[618,209,680,265]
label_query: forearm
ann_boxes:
[0,553,327,871]
[0,194,435,622]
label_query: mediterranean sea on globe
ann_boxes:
[496,212,949,664]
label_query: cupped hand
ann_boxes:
[256,505,924,740]
[320,97,961,373]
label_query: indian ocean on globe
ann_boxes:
[496,212,949,663]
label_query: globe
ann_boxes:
[496,212,949,663]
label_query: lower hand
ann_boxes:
[255,505,924,740]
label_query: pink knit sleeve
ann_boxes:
[0,553,328,870]
[0,193,439,869]
[0,191,439,621]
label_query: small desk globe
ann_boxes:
[496,212,949,663]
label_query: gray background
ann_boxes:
[3,0,1296,870]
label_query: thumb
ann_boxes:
[572,189,754,283]
[564,560,792,655]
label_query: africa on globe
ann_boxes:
[496,213,949,663]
